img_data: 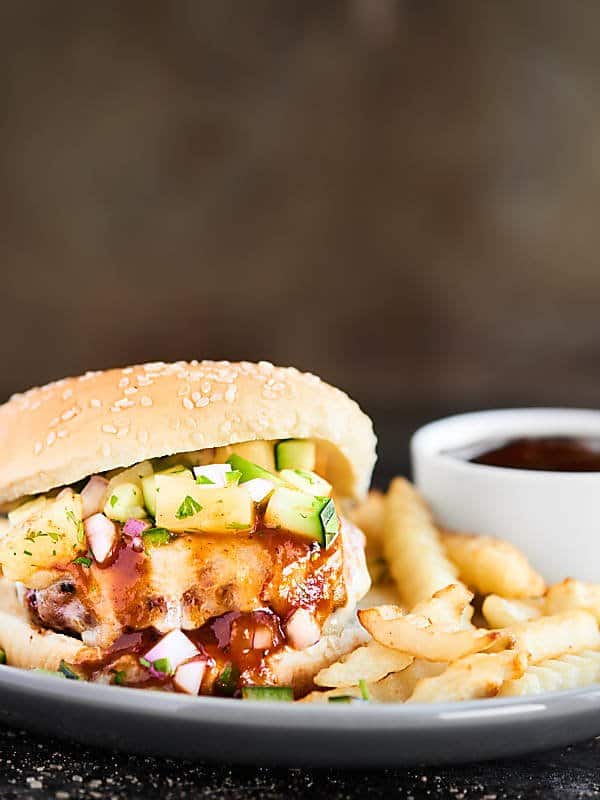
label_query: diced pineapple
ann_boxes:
[154,473,254,534]
[279,469,332,497]
[213,440,276,472]
[104,482,147,522]
[142,465,193,517]
[0,489,86,583]
[8,496,49,527]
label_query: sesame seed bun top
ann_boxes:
[0,360,377,504]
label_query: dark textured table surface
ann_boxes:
[0,727,599,800]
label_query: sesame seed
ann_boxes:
[90,398,102,408]
[102,424,118,434]
[182,397,194,410]
[197,396,209,408]
[118,377,129,388]
[57,429,68,438]
[46,431,56,446]
[62,388,73,400]
[201,381,211,394]
[177,382,191,397]
[140,396,152,407]
[49,416,59,428]
[61,408,76,421]
[116,427,129,438]
[191,391,201,403]
[225,387,236,403]
[30,399,41,410]
[34,442,42,455]
[124,386,137,395]
[110,405,122,413]
[122,367,133,374]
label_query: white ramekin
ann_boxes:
[411,408,600,583]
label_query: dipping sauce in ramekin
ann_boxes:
[411,409,600,583]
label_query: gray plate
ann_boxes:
[0,666,599,766]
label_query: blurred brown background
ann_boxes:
[2,1,600,481]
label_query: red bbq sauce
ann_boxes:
[446,436,600,472]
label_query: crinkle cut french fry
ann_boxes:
[482,595,544,629]
[370,660,447,702]
[407,651,527,704]
[384,478,459,606]
[440,530,546,598]
[359,603,501,662]
[500,649,600,696]
[499,610,600,664]
[315,641,412,688]
[545,579,600,622]
[349,491,385,547]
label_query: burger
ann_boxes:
[0,361,376,698]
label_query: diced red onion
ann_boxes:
[84,513,117,565]
[242,478,274,503]
[144,629,199,671]
[193,463,231,488]
[81,476,109,519]
[252,624,274,650]
[173,658,206,695]
[285,608,321,650]
[123,518,151,537]
[131,536,144,553]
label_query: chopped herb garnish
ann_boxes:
[0,648,6,665]
[139,657,151,669]
[112,669,126,686]
[358,678,370,701]
[142,528,172,547]
[48,531,61,542]
[175,495,202,519]
[66,509,85,544]
[195,475,215,485]
[225,522,249,530]
[72,555,92,568]
[110,494,118,508]
[23,550,32,556]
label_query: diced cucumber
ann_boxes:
[226,454,282,486]
[104,482,147,522]
[214,440,276,471]
[154,473,254,534]
[263,487,339,548]
[275,439,316,471]
[241,685,294,701]
[58,660,82,680]
[328,695,365,704]
[279,469,332,497]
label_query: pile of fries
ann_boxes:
[302,478,600,704]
